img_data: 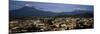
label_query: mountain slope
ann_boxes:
[9,6,57,17]
[9,6,93,17]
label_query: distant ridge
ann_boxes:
[9,6,93,17]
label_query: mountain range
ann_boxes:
[9,6,93,17]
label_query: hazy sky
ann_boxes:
[9,0,93,12]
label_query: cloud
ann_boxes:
[10,0,93,5]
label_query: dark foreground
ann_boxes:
[9,17,94,33]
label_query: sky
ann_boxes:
[9,0,93,12]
